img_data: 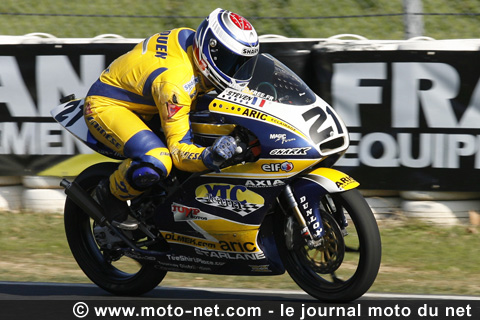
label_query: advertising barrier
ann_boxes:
[312,39,480,191]
[0,35,479,192]
[0,37,138,176]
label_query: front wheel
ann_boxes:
[64,162,167,296]
[274,189,381,302]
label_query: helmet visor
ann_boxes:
[232,53,258,81]
[209,39,257,80]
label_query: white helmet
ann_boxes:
[193,8,259,91]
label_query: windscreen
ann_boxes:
[236,53,317,105]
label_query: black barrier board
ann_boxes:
[313,49,480,191]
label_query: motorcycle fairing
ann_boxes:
[51,97,288,274]
[151,175,286,275]
[194,99,325,180]
[146,68,355,274]
[191,122,237,139]
[51,99,87,141]
[211,93,309,141]
[53,54,362,278]
[50,98,124,159]
[289,168,360,236]
[195,87,349,181]
[212,87,350,158]
[150,167,359,274]
[298,167,360,193]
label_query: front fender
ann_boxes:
[299,167,359,194]
[284,168,358,238]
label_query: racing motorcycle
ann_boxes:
[51,53,381,302]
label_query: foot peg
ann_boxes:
[112,216,139,230]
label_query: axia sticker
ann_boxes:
[195,183,264,216]
[245,180,285,188]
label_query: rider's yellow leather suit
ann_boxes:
[84,28,213,200]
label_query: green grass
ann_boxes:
[0,211,479,296]
[1,0,480,40]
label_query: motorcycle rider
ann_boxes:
[84,8,260,229]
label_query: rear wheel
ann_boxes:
[275,189,381,302]
[64,162,167,295]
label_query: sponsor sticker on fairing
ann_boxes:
[195,183,264,216]
[171,203,216,221]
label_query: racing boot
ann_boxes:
[93,178,139,230]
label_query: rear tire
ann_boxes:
[64,162,167,296]
[275,189,381,302]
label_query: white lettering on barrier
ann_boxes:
[392,62,460,128]
[332,61,480,170]
[332,62,386,127]
[0,56,37,117]
[37,55,104,116]
[0,55,104,118]
[0,122,91,155]
[337,132,480,169]
[332,62,480,129]
[0,54,105,155]
[1,53,480,164]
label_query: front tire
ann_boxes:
[275,189,381,302]
[64,162,167,296]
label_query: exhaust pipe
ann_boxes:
[60,178,170,257]
[60,179,107,226]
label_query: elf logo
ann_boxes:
[262,161,294,172]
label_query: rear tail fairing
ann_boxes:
[50,98,124,159]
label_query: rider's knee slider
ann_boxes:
[127,162,163,191]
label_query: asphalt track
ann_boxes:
[1,281,479,301]
[1,282,480,320]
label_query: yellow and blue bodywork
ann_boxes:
[151,89,357,275]
[52,52,358,275]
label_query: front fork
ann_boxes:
[283,185,325,249]
[282,168,359,249]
